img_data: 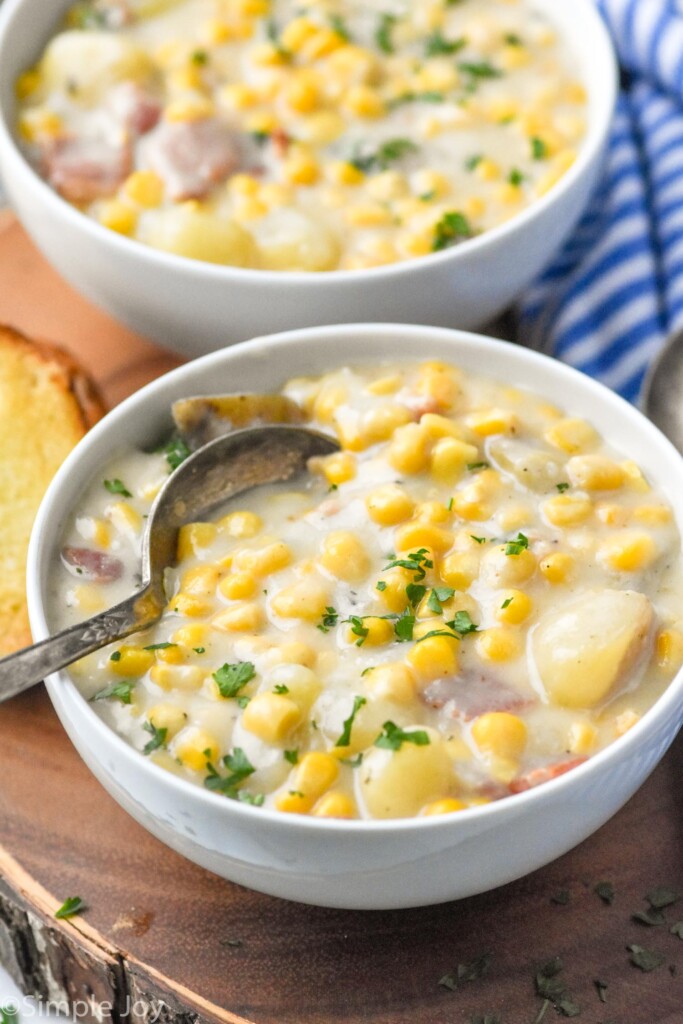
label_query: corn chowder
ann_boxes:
[17,0,586,271]
[52,360,683,820]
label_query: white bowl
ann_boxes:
[0,0,617,357]
[27,323,683,909]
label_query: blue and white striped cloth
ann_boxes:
[518,0,683,403]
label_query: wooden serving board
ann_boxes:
[0,210,681,1024]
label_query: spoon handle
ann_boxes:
[0,586,161,704]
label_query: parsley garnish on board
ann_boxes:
[594,880,616,905]
[55,896,86,920]
[351,138,418,173]
[505,532,529,556]
[534,957,580,1018]
[213,660,255,698]
[432,211,473,251]
[104,478,132,498]
[91,680,136,705]
[627,944,666,972]
[335,695,367,747]
[142,721,167,755]
[375,721,430,750]
[438,953,494,991]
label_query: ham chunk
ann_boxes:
[107,81,161,136]
[62,546,124,583]
[509,757,588,794]
[43,136,132,204]
[144,118,242,201]
[422,671,530,722]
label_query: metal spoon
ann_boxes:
[643,329,683,452]
[0,424,338,704]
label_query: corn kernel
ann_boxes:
[543,493,592,528]
[313,792,356,818]
[281,16,317,52]
[98,200,137,236]
[614,709,640,736]
[181,565,220,597]
[545,417,598,454]
[440,550,480,590]
[483,545,536,586]
[15,68,41,100]
[276,789,313,814]
[363,662,416,704]
[476,628,521,662]
[245,111,279,134]
[175,728,219,771]
[471,712,527,758]
[631,505,672,526]
[283,149,320,186]
[299,110,346,144]
[271,580,330,621]
[150,664,205,691]
[148,703,187,739]
[538,551,574,583]
[362,403,412,444]
[416,361,460,411]
[375,566,416,612]
[395,521,453,554]
[595,503,629,527]
[219,571,257,601]
[320,531,370,581]
[415,501,451,524]
[249,42,287,66]
[567,722,596,755]
[219,510,263,538]
[327,161,365,187]
[18,109,63,142]
[170,592,213,617]
[421,798,467,816]
[496,590,532,625]
[110,645,154,677]
[211,601,263,631]
[366,170,409,201]
[313,451,356,486]
[345,616,393,647]
[295,751,339,798]
[242,692,302,742]
[285,71,321,114]
[621,460,650,493]
[219,82,259,110]
[172,624,208,648]
[265,642,317,670]
[466,408,517,437]
[655,628,683,673]
[177,522,218,560]
[407,635,459,684]
[420,413,464,440]
[387,423,430,475]
[598,531,658,573]
[233,541,291,576]
[476,157,501,182]
[300,27,344,60]
[430,437,480,482]
[345,203,393,228]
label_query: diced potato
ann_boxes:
[141,207,258,267]
[532,589,653,707]
[358,731,454,819]
[40,31,154,103]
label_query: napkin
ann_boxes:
[517,0,683,404]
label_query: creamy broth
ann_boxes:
[17,0,586,271]
[52,360,683,820]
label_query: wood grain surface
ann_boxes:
[0,212,681,1024]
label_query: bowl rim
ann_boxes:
[26,322,683,835]
[0,0,618,285]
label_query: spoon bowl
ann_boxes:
[0,424,337,703]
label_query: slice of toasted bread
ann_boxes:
[0,325,106,658]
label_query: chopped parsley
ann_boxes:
[345,615,370,646]
[317,606,339,633]
[143,641,177,651]
[501,597,514,609]
[163,435,192,471]
[351,138,418,173]
[531,135,548,160]
[374,721,430,751]
[191,48,209,65]
[448,610,479,636]
[458,60,503,85]
[335,695,367,747]
[375,12,396,53]
[432,211,472,251]
[505,532,529,556]
[55,896,86,920]
[406,582,427,607]
[388,90,445,108]
[394,610,416,642]
[273,683,290,694]
[213,661,255,698]
[376,580,387,592]
[427,586,456,613]
[556,482,570,492]
[205,747,256,798]
[284,749,299,765]
[110,650,122,662]
[470,534,487,544]
[384,548,433,581]
[424,29,466,57]
[104,478,132,498]
[142,721,167,755]
[91,680,136,705]
[193,646,206,654]
[504,32,523,45]
[329,13,351,40]
[467,460,489,471]
[465,153,483,171]
[508,168,525,186]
